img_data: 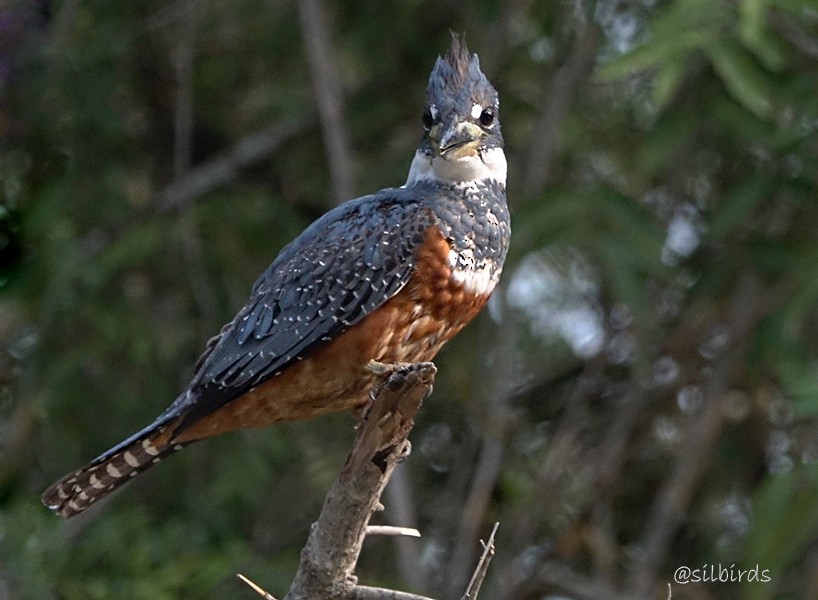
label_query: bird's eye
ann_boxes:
[479,107,495,127]
[422,110,434,130]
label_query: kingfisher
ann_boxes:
[42,35,510,518]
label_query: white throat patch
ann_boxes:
[405,146,507,187]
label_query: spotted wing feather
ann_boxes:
[41,189,437,517]
[167,188,436,435]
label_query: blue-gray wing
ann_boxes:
[166,188,436,428]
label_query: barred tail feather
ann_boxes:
[41,428,186,518]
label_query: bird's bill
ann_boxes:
[431,120,485,160]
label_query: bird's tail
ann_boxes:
[41,424,186,518]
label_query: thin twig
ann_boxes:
[460,522,499,600]
[349,586,437,600]
[365,525,421,538]
[237,573,279,600]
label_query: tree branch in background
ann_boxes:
[384,465,425,591]
[171,0,197,179]
[80,116,314,256]
[533,561,634,600]
[626,274,770,598]
[446,293,517,597]
[522,18,600,196]
[154,116,314,214]
[297,0,355,204]
[447,435,504,596]
[171,0,220,336]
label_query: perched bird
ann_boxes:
[42,35,510,518]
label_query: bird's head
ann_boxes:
[406,35,506,187]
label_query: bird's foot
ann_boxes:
[366,360,436,378]
[365,361,437,408]
[366,360,402,376]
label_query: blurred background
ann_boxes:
[2,1,817,598]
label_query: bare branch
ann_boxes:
[283,362,436,600]
[349,587,437,600]
[350,520,500,600]
[237,573,279,600]
[460,522,499,600]
[78,115,313,260]
[365,525,421,538]
[154,116,313,214]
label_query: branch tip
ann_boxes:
[237,573,278,600]
[365,525,421,538]
[460,522,499,600]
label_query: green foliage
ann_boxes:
[744,465,818,600]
